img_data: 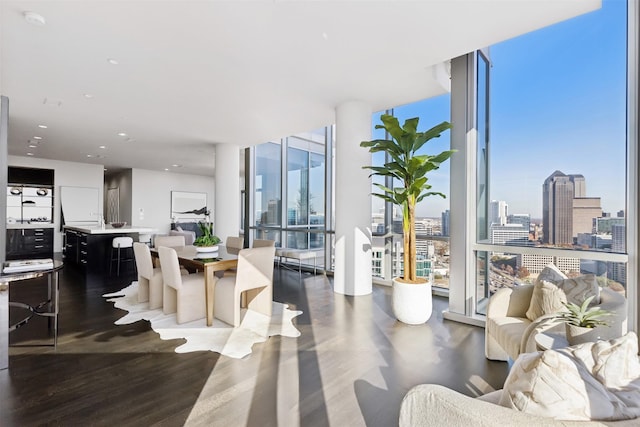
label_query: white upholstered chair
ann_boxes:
[133,242,163,308]
[225,236,244,255]
[214,246,276,327]
[158,246,206,324]
[252,239,275,248]
[154,235,186,249]
[169,229,196,245]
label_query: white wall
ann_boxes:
[8,155,104,252]
[131,169,214,236]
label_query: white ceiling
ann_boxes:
[0,0,600,177]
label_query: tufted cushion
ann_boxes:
[499,332,640,421]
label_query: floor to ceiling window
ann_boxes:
[473,0,629,315]
[369,95,453,289]
[251,129,330,271]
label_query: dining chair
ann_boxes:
[158,246,206,324]
[133,242,164,309]
[214,246,276,327]
[225,236,244,255]
[252,239,275,248]
[154,235,186,249]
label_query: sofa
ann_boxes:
[401,333,640,426]
[399,384,639,427]
[169,222,202,246]
[485,265,628,361]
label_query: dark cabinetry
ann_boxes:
[5,166,55,260]
[6,227,54,260]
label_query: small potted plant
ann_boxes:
[193,221,221,252]
[556,295,612,345]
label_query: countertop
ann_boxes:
[7,223,55,229]
[63,224,157,235]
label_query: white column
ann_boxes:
[334,101,372,296]
[215,144,240,241]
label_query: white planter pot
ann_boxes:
[392,278,432,325]
[565,323,602,346]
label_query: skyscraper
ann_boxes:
[441,210,450,237]
[543,170,602,245]
[543,171,574,245]
[489,200,508,226]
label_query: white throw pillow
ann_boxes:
[556,274,600,306]
[526,265,599,321]
[499,332,640,421]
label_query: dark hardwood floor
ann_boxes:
[1,264,509,426]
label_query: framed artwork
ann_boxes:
[171,191,208,220]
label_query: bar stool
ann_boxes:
[110,236,135,276]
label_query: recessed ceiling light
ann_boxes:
[83,93,94,99]
[33,136,42,140]
[23,11,46,26]
[87,154,93,158]
[117,132,127,137]
[37,124,47,129]
[27,152,34,156]
[99,145,106,149]
[164,168,169,171]
[107,58,119,65]
[28,144,37,148]
[171,164,182,168]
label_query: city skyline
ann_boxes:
[374,0,626,219]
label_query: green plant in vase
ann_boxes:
[556,295,612,345]
[194,221,221,248]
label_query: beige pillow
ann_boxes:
[525,280,567,321]
[525,264,599,321]
[499,332,640,421]
[556,274,600,306]
[536,263,568,285]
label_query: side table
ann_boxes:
[1,260,63,370]
[535,331,570,351]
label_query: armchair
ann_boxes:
[485,284,627,361]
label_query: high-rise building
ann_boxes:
[542,170,601,244]
[609,223,626,285]
[573,197,602,237]
[490,224,531,246]
[593,216,625,234]
[441,210,450,237]
[507,213,531,230]
[489,200,508,226]
[542,171,574,245]
[569,174,586,197]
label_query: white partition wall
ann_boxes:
[215,144,241,241]
[334,101,372,296]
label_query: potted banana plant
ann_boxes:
[361,114,453,324]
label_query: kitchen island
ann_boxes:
[63,224,156,275]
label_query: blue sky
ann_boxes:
[373,0,627,219]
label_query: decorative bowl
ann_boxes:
[110,222,127,228]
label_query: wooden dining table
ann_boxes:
[151,245,238,326]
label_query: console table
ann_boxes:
[0,260,63,370]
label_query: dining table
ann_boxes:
[151,245,238,326]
